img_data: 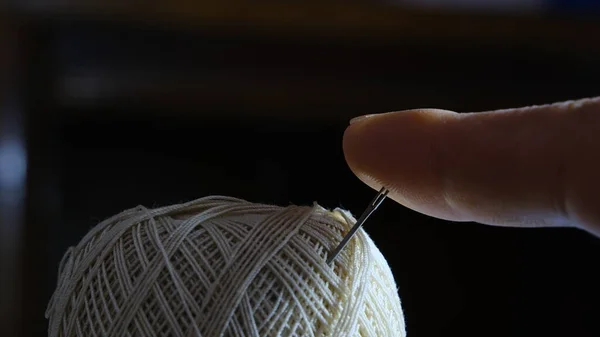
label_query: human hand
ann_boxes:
[343,97,600,237]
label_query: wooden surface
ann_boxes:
[9,0,600,124]
[12,0,600,50]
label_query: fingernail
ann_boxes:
[349,114,375,125]
[350,109,422,125]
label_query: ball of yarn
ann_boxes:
[46,196,405,337]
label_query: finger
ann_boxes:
[343,98,600,236]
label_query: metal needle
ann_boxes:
[326,187,389,265]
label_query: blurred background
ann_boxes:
[2,1,600,336]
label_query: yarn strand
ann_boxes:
[46,196,406,337]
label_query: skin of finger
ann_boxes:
[343,98,600,233]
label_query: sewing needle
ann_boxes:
[326,187,389,265]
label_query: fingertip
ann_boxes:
[343,109,463,220]
[343,99,600,232]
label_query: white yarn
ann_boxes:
[46,196,406,337]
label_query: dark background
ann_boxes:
[2,1,600,336]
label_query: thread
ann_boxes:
[46,196,405,336]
